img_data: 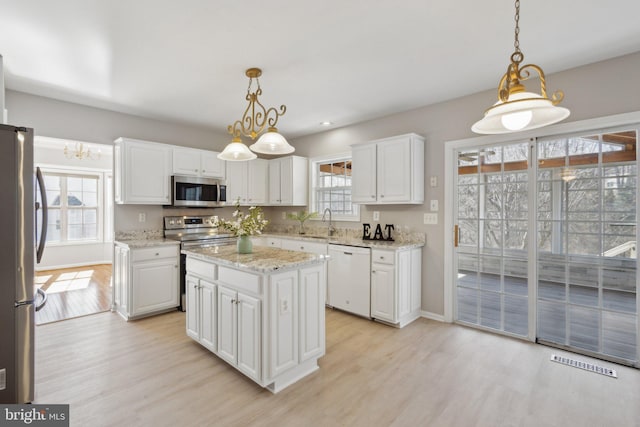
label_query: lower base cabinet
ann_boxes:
[370,247,422,328]
[185,256,326,393]
[113,243,180,321]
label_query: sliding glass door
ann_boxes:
[455,141,531,337]
[536,129,638,364]
[453,126,639,366]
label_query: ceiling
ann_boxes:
[1,0,640,139]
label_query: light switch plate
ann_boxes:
[373,211,380,221]
[424,213,438,225]
[430,200,439,211]
[430,176,437,187]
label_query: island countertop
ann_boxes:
[182,245,328,273]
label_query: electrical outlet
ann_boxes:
[430,176,437,187]
[373,211,380,221]
[280,296,290,315]
[424,213,438,225]
[430,199,439,211]
[138,212,146,223]
[281,211,286,220]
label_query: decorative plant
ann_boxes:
[286,210,318,234]
[215,202,269,237]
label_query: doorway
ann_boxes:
[451,123,639,366]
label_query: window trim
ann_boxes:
[309,152,360,222]
[40,166,106,245]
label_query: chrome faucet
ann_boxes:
[322,207,336,236]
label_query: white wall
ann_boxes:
[7,52,640,315]
[286,51,640,317]
[6,89,231,234]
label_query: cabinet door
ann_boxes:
[131,259,179,316]
[371,263,395,322]
[269,271,298,378]
[279,157,293,205]
[397,250,412,319]
[247,159,268,205]
[351,144,377,203]
[200,150,225,179]
[199,280,217,352]
[376,138,411,202]
[237,293,261,381]
[173,148,200,176]
[226,161,247,205]
[268,159,282,204]
[186,274,200,340]
[124,141,171,204]
[299,265,325,362]
[217,286,238,365]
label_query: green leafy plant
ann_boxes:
[286,210,318,234]
[215,202,269,237]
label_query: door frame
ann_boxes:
[444,111,640,327]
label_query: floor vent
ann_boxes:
[550,354,617,378]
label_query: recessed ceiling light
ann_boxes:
[320,121,333,126]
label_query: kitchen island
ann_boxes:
[182,245,328,393]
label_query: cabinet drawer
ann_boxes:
[132,245,179,262]
[218,266,261,295]
[187,258,217,280]
[371,249,394,265]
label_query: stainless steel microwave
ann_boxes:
[171,175,226,207]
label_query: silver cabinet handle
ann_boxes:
[155,252,160,256]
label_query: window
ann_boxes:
[310,154,360,221]
[43,171,102,243]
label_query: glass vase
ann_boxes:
[237,235,253,254]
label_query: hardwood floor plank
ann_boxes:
[35,264,112,324]
[35,309,640,427]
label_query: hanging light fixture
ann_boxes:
[63,142,101,160]
[218,67,294,161]
[472,0,570,134]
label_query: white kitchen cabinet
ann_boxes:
[351,133,424,204]
[184,250,327,393]
[226,159,268,205]
[186,274,216,352]
[218,285,262,382]
[280,239,327,255]
[113,242,180,320]
[173,147,225,179]
[268,156,308,205]
[114,137,172,204]
[370,247,422,327]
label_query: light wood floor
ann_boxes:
[35,264,112,325]
[35,309,640,427]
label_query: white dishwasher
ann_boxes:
[327,244,371,318]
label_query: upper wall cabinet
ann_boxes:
[114,137,172,205]
[351,133,424,204]
[172,147,225,179]
[268,156,308,206]
[226,159,269,206]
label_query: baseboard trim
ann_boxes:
[35,260,113,271]
[421,311,447,322]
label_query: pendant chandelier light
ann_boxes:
[218,68,294,161]
[64,141,101,160]
[471,0,570,134]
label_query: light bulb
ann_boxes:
[501,110,533,131]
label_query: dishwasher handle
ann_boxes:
[343,251,352,255]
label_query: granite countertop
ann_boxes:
[261,232,425,250]
[114,238,181,249]
[182,245,328,274]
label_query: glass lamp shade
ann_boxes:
[249,128,295,155]
[217,139,257,161]
[472,91,570,134]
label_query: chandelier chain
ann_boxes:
[513,0,521,53]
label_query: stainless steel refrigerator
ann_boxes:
[0,124,48,404]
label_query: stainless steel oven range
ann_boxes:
[163,215,235,311]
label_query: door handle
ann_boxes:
[35,167,48,263]
[454,225,459,248]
